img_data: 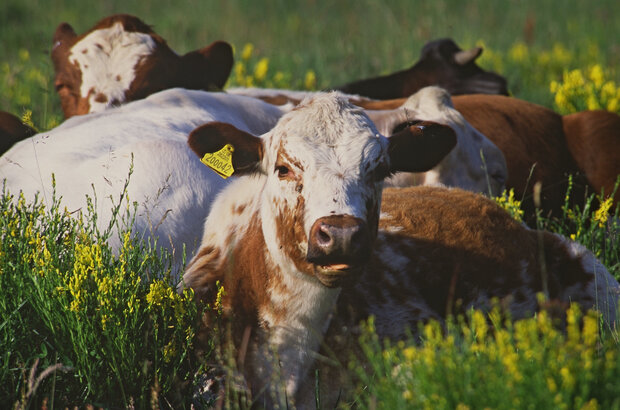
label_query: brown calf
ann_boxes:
[51,14,233,118]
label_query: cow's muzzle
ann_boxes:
[307,215,371,287]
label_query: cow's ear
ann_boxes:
[188,121,263,176]
[53,22,77,46]
[388,121,456,173]
[182,41,233,90]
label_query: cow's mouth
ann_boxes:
[314,262,362,288]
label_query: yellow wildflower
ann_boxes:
[254,57,269,82]
[304,70,317,90]
[588,65,605,88]
[594,196,613,228]
[508,42,529,62]
[241,43,254,61]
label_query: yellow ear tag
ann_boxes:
[200,144,235,179]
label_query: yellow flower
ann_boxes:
[594,196,613,228]
[241,43,254,61]
[254,57,269,82]
[588,65,605,88]
[508,42,529,62]
[18,49,30,62]
[304,70,317,90]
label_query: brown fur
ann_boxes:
[51,14,233,118]
[452,94,590,219]
[0,111,36,155]
[562,110,620,205]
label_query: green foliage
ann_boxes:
[0,185,207,408]
[353,306,620,409]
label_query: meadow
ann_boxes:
[1,0,620,408]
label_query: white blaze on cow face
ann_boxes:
[69,22,157,113]
[258,94,388,283]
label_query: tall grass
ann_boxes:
[0,183,209,408]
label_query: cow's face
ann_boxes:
[416,38,509,96]
[51,14,233,118]
[188,93,456,287]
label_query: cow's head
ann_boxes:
[51,14,233,118]
[413,38,509,96]
[188,93,456,287]
[367,86,508,196]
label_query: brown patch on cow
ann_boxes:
[94,93,108,103]
[233,204,247,215]
[116,75,122,81]
[275,195,315,276]
[81,49,88,54]
[276,142,305,173]
[350,98,406,110]
[257,94,301,106]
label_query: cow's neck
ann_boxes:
[255,200,341,398]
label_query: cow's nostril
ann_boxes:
[317,226,333,246]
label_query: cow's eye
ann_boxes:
[275,164,291,179]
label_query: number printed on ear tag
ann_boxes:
[200,144,235,179]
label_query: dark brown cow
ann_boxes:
[52,14,233,118]
[0,111,36,155]
[334,38,509,98]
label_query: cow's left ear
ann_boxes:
[188,121,263,176]
[182,41,233,90]
[388,121,456,172]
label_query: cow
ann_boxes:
[333,38,509,98]
[51,14,233,118]
[355,94,617,220]
[0,111,36,155]
[180,92,619,408]
[0,88,286,271]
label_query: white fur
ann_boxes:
[0,89,286,272]
[69,22,157,113]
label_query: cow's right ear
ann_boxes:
[188,121,263,176]
[388,121,456,173]
[182,41,233,90]
[53,23,77,47]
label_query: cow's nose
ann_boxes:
[307,215,371,266]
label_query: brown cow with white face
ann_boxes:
[180,93,618,408]
[51,14,233,118]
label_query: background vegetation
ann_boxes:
[1,0,619,408]
[1,0,619,126]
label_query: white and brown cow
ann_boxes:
[180,93,619,408]
[0,89,286,271]
[52,14,233,118]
